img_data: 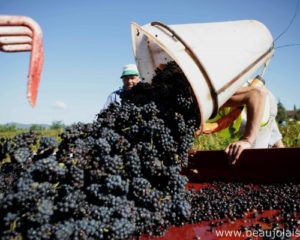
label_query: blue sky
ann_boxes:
[1,0,299,125]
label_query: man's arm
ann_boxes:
[223,86,267,164]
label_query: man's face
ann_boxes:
[122,75,140,90]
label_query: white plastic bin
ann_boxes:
[131,20,274,129]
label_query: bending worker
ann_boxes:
[103,64,141,108]
[200,76,284,164]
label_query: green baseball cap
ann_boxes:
[120,64,140,78]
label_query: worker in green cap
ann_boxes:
[103,64,141,108]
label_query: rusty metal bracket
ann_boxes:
[0,15,44,107]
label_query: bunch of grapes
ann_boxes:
[0,62,201,239]
[0,132,47,195]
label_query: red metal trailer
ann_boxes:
[141,148,300,240]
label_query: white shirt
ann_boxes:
[102,88,123,109]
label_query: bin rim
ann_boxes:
[131,21,205,129]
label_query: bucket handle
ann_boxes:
[151,21,219,118]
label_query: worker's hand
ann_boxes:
[225,139,252,165]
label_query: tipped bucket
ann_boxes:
[131,20,274,129]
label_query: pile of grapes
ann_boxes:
[0,62,200,239]
[1,62,299,239]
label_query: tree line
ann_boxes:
[276,102,300,124]
[0,121,65,132]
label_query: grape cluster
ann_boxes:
[0,132,43,195]
[0,62,201,239]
